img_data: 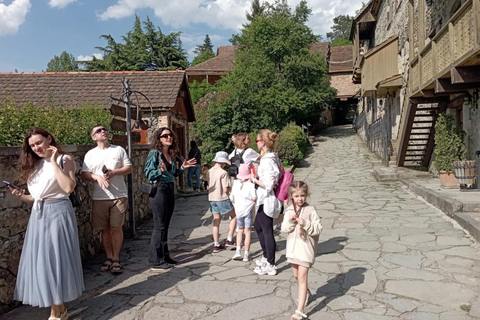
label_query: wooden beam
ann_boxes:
[110,119,127,132]
[447,95,465,109]
[451,66,480,84]
[410,96,449,104]
[397,102,418,167]
[435,78,480,93]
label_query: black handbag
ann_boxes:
[140,182,157,197]
[60,155,81,207]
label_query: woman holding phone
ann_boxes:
[144,127,196,269]
[8,127,84,320]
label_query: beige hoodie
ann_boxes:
[281,204,322,265]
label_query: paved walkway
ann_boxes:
[4,125,480,319]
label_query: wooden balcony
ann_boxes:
[409,0,480,96]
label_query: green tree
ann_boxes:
[193,34,214,56]
[191,49,215,67]
[327,15,353,47]
[193,0,336,161]
[46,51,79,72]
[82,16,188,71]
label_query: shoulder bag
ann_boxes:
[141,150,161,197]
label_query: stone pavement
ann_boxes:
[3,125,480,320]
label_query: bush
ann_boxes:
[0,98,111,146]
[433,113,466,172]
[276,123,308,166]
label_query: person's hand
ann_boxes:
[48,146,59,163]
[104,169,116,180]
[182,158,197,169]
[95,175,109,189]
[9,186,25,198]
[161,161,167,172]
[291,214,298,221]
[250,172,256,183]
[295,217,305,226]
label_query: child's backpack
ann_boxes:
[229,149,246,178]
[274,157,294,201]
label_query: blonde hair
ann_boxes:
[234,132,249,149]
[288,181,309,206]
[258,129,278,150]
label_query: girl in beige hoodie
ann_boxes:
[281,181,322,320]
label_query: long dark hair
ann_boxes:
[19,127,64,182]
[151,127,179,156]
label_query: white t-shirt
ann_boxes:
[82,145,132,200]
[230,179,256,218]
[228,148,259,166]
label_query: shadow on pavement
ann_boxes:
[317,237,348,255]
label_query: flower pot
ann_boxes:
[439,170,459,189]
[454,160,476,188]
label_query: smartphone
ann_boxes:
[3,180,21,190]
[102,165,109,174]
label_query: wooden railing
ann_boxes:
[409,0,480,95]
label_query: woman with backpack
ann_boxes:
[251,129,282,276]
[228,133,259,175]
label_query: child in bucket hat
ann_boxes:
[230,163,256,261]
[208,151,237,253]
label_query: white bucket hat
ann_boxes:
[212,151,230,164]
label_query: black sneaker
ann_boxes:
[151,262,175,270]
[213,244,225,253]
[164,255,178,265]
[225,239,236,249]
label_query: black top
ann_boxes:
[161,153,172,172]
[188,148,201,165]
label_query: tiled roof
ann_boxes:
[330,73,360,98]
[186,45,239,73]
[0,71,188,111]
[329,46,354,73]
[309,42,330,58]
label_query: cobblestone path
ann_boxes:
[4,125,480,320]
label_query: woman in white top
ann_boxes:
[250,129,282,276]
[8,128,84,320]
[229,132,260,166]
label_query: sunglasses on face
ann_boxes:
[94,128,108,135]
[160,133,173,139]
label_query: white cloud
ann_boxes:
[77,53,103,61]
[96,0,363,37]
[48,0,77,9]
[0,0,31,37]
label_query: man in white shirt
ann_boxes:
[81,125,133,274]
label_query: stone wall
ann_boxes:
[463,92,480,160]
[0,144,151,308]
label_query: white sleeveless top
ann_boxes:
[28,156,70,215]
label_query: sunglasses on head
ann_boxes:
[94,127,108,135]
[160,133,173,139]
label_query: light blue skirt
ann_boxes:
[14,199,84,307]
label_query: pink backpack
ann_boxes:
[275,157,294,201]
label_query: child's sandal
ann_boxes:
[291,310,308,320]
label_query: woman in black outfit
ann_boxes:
[144,127,196,269]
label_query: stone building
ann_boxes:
[352,0,480,167]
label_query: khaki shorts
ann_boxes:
[92,198,127,232]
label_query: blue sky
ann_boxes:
[0,0,363,72]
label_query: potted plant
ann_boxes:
[433,113,466,188]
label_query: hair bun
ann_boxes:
[269,132,278,141]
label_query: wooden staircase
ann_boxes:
[397,101,447,167]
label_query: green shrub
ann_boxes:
[276,123,308,166]
[0,98,111,146]
[433,113,466,172]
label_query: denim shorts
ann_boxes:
[210,199,233,215]
[237,212,253,229]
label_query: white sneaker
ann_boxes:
[254,263,277,276]
[243,253,251,262]
[255,256,267,266]
[232,251,242,260]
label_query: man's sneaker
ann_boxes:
[232,251,242,260]
[243,253,251,262]
[254,263,277,276]
[151,262,174,270]
[255,256,267,266]
[225,239,236,249]
[213,244,225,253]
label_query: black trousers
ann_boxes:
[149,182,175,264]
[254,205,276,265]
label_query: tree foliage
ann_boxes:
[192,0,336,162]
[191,48,215,67]
[327,15,353,47]
[0,97,111,146]
[193,34,214,56]
[46,51,79,72]
[82,16,188,71]
[433,113,466,172]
